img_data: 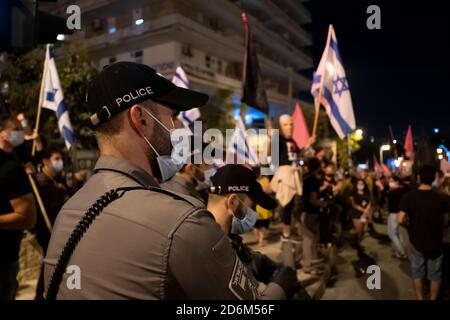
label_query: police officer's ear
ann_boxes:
[226,194,239,212]
[129,105,152,136]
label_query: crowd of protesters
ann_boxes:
[1,108,449,300]
[0,113,86,300]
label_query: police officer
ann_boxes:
[207,164,306,299]
[43,62,258,299]
[161,136,210,204]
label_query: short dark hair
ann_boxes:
[42,147,63,160]
[306,157,322,173]
[95,111,125,136]
[418,165,436,185]
[315,146,325,154]
[0,115,15,131]
[355,178,369,194]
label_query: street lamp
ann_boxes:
[380,144,391,164]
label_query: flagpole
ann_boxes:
[27,174,53,233]
[32,44,49,156]
[312,25,333,137]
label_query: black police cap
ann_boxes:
[209,165,278,210]
[85,62,209,127]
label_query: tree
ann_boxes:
[200,89,236,134]
[7,41,98,148]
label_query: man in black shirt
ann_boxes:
[399,165,449,300]
[387,176,409,259]
[301,158,326,275]
[272,115,314,239]
[0,115,36,300]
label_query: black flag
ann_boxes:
[241,12,269,113]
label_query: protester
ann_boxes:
[35,147,69,252]
[386,175,408,259]
[273,114,302,240]
[33,147,70,300]
[207,164,305,299]
[253,175,274,247]
[0,115,37,300]
[319,163,342,247]
[301,157,325,275]
[349,178,371,249]
[398,165,449,300]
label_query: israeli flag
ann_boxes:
[40,44,74,149]
[228,116,259,166]
[311,25,356,139]
[172,66,200,130]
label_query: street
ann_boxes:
[244,222,417,300]
[323,224,416,300]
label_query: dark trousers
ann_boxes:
[0,261,19,300]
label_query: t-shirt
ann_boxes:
[276,135,300,166]
[349,192,370,217]
[0,149,32,265]
[400,189,449,256]
[35,172,68,252]
[387,186,409,213]
[303,174,321,214]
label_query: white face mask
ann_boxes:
[139,108,185,182]
[51,159,64,173]
[8,130,25,147]
[20,120,29,129]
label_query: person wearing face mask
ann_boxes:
[34,147,69,300]
[207,164,308,299]
[0,115,36,300]
[349,178,372,250]
[319,163,342,247]
[386,175,409,260]
[43,62,267,300]
[35,147,68,252]
[161,136,211,204]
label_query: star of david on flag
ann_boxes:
[311,25,356,139]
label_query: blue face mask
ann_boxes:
[230,207,258,235]
[139,108,186,182]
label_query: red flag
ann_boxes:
[381,164,392,177]
[373,155,382,175]
[404,125,414,157]
[292,103,310,149]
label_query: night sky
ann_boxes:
[306,0,450,142]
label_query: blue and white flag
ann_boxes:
[311,25,356,139]
[40,44,74,149]
[228,116,259,166]
[172,66,200,131]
